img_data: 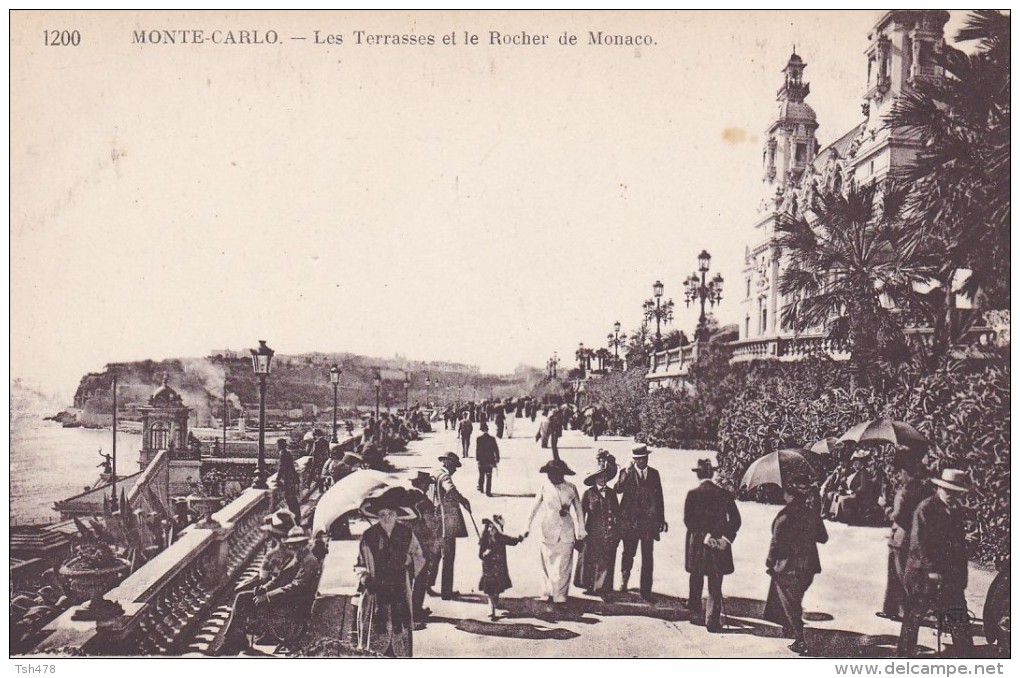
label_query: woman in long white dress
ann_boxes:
[527,459,587,604]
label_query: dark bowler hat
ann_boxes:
[692,458,718,474]
[410,471,433,487]
[438,452,462,467]
[539,459,575,476]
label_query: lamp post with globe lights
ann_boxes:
[329,364,342,443]
[684,249,724,341]
[249,340,275,490]
[643,280,675,344]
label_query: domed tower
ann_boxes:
[763,52,819,196]
[137,373,191,469]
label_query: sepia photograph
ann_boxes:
[9,9,1010,663]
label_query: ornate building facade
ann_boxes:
[732,10,952,362]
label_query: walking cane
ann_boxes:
[466,506,481,538]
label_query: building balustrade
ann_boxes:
[34,432,363,656]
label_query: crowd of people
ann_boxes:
[216,398,980,660]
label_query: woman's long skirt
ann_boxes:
[540,541,575,603]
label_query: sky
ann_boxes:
[11,10,970,401]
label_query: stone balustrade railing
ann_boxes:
[33,432,364,656]
[647,343,700,378]
[730,325,997,364]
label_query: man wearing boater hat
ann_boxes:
[614,444,666,601]
[897,468,974,657]
[684,458,741,631]
[431,452,472,599]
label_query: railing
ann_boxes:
[126,449,170,517]
[646,343,700,379]
[729,325,998,363]
[33,432,363,656]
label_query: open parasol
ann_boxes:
[311,469,402,536]
[808,436,841,455]
[838,416,929,463]
[740,448,818,491]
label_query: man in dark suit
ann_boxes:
[614,444,667,601]
[897,469,973,657]
[475,423,500,496]
[684,458,741,631]
[457,414,473,458]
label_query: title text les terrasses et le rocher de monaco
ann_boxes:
[130,28,656,47]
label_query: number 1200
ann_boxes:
[44,30,80,46]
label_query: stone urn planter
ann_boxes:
[59,556,131,621]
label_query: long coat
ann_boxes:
[684,480,741,576]
[614,464,665,540]
[431,467,468,539]
[889,479,932,551]
[356,523,425,657]
[475,433,500,469]
[903,494,968,607]
[574,486,620,591]
[478,526,523,595]
[407,490,442,559]
[765,498,829,577]
[763,497,828,627]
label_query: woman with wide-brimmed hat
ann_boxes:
[355,487,425,657]
[573,465,620,597]
[526,459,587,604]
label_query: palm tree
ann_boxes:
[594,347,613,371]
[885,10,1010,349]
[776,182,934,384]
[624,321,653,368]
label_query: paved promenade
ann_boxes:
[379,417,996,658]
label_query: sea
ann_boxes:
[10,389,141,525]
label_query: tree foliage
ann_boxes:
[885,10,1010,310]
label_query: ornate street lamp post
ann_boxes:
[404,374,410,411]
[684,249,725,341]
[425,374,431,408]
[329,364,341,443]
[607,320,627,368]
[373,371,382,418]
[643,280,675,343]
[250,340,275,490]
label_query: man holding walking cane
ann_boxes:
[431,452,472,600]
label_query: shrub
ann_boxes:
[716,357,886,493]
[888,362,1010,565]
[716,356,1009,564]
[585,366,646,435]
[639,387,716,449]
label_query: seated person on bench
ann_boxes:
[219,524,323,653]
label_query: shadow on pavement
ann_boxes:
[488,492,537,498]
[452,618,580,641]
[716,596,995,658]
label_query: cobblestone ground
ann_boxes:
[379,417,996,658]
